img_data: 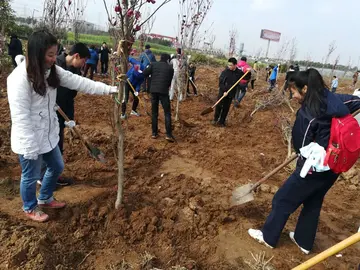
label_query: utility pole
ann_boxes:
[265,39,271,59]
[32,9,39,24]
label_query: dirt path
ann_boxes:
[0,67,359,270]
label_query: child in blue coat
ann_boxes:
[121,57,145,118]
[83,45,98,80]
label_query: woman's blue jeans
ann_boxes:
[19,146,64,212]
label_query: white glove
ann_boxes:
[109,86,118,94]
[138,70,143,74]
[353,89,360,97]
[64,120,76,129]
[134,91,139,97]
[300,142,330,178]
[24,153,38,160]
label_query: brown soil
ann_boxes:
[0,67,359,270]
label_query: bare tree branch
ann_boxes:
[322,40,337,73]
[228,26,237,57]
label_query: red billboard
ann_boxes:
[260,29,281,42]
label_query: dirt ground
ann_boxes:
[0,66,359,270]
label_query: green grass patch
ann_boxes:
[66,32,228,67]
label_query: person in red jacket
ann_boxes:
[234,56,251,107]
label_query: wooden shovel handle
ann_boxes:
[251,153,298,191]
[292,232,360,270]
[212,71,250,109]
[189,78,198,90]
[56,105,89,148]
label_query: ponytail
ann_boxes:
[303,69,327,117]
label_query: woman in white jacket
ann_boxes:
[7,30,117,222]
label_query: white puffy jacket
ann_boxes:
[7,61,113,156]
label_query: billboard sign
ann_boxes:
[260,29,281,42]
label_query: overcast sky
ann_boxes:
[10,0,360,65]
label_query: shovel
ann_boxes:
[189,77,199,94]
[231,153,298,206]
[200,71,250,116]
[126,79,151,117]
[56,105,106,163]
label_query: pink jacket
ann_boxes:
[237,60,252,84]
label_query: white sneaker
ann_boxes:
[37,180,42,185]
[120,114,126,119]
[130,110,140,116]
[289,232,310,254]
[248,229,274,249]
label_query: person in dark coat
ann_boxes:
[57,39,65,55]
[7,34,23,67]
[248,68,360,254]
[187,62,197,96]
[143,53,175,142]
[140,44,157,92]
[99,42,110,76]
[37,43,90,187]
[213,58,244,127]
[284,65,296,99]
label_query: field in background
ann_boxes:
[66,32,174,55]
[66,32,228,66]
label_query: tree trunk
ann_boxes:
[74,22,80,42]
[188,24,196,49]
[114,40,128,209]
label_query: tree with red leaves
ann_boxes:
[102,0,171,209]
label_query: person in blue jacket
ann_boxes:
[121,57,145,118]
[140,44,156,92]
[83,45,98,80]
[269,64,280,91]
[248,68,360,254]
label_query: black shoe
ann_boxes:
[152,133,158,139]
[57,177,74,186]
[37,177,74,186]
[218,123,226,128]
[211,120,218,126]
[165,135,175,143]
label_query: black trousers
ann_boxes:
[262,168,338,251]
[122,83,139,115]
[101,60,108,74]
[214,93,232,125]
[187,79,197,95]
[250,79,256,89]
[56,99,75,155]
[143,77,151,93]
[269,79,276,91]
[83,63,95,80]
[151,93,172,136]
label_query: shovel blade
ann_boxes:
[231,183,255,206]
[88,146,106,163]
[201,107,214,116]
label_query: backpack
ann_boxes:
[323,115,360,174]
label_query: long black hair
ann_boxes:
[27,30,60,96]
[288,68,328,117]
